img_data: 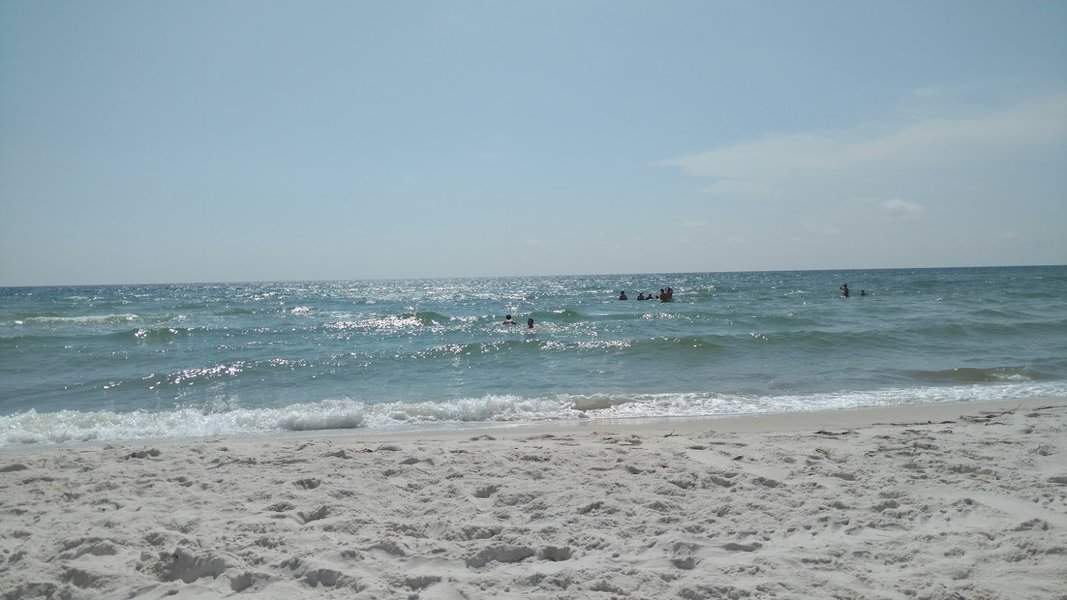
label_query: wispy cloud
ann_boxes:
[882,198,926,219]
[652,92,1067,268]
[657,93,1067,197]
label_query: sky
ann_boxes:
[1,1,1065,285]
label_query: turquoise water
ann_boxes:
[2,266,1066,445]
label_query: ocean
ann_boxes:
[1,266,1065,446]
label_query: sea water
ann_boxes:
[2,266,1065,446]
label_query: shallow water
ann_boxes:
[2,266,1065,445]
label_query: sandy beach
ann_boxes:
[2,399,1065,599]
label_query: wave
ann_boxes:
[150,358,310,388]
[511,309,821,327]
[128,327,196,341]
[702,320,1067,350]
[13,313,141,325]
[326,311,454,331]
[629,336,723,353]
[34,358,315,394]
[903,319,1067,339]
[903,366,1049,384]
[316,321,911,356]
[408,335,724,360]
[4,381,1066,447]
[0,327,214,347]
[528,309,585,323]
[304,327,973,363]
[0,399,367,446]
[967,308,1032,320]
[216,307,255,316]
[410,311,451,325]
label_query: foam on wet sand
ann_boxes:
[1,399,1065,599]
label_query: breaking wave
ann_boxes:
[14,313,141,325]
[3,381,1066,447]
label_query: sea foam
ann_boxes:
[3,381,1065,447]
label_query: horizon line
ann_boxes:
[2,262,1064,289]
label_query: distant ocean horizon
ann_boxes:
[2,265,1065,446]
[6,262,1066,289]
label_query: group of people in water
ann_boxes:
[839,283,868,298]
[619,287,673,301]
[502,314,534,328]
[502,286,676,328]
[505,283,862,327]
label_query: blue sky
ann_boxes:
[1,1,1065,285]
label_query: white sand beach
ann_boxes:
[1,399,1065,599]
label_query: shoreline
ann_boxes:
[309,396,1064,440]
[2,396,1065,598]
[1,396,1060,456]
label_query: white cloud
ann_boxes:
[657,92,1067,192]
[652,92,1067,268]
[882,198,926,219]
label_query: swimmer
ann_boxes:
[527,318,534,329]
[637,292,645,301]
[840,284,850,298]
[619,291,628,300]
[503,314,515,325]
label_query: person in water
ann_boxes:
[619,291,628,300]
[503,314,515,325]
[527,318,534,329]
[860,289,867,296]
[637,292,645,301]
[840,284,850,298]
